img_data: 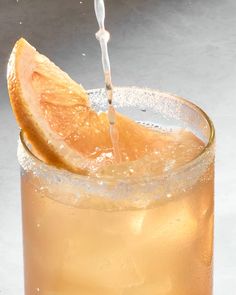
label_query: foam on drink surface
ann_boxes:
[96,127,205,177]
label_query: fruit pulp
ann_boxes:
[20,127,214,295]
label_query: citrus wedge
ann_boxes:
[8,38,164,175]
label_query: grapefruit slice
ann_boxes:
[8,38,164,175]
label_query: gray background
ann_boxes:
[0,0,235,294]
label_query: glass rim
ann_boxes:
[19,87,215,184]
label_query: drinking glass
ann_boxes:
[18,87,215,295]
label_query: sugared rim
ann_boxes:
[19,87,215,184]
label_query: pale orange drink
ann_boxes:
[8,39,214,295]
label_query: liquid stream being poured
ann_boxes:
[94,0,121,162]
